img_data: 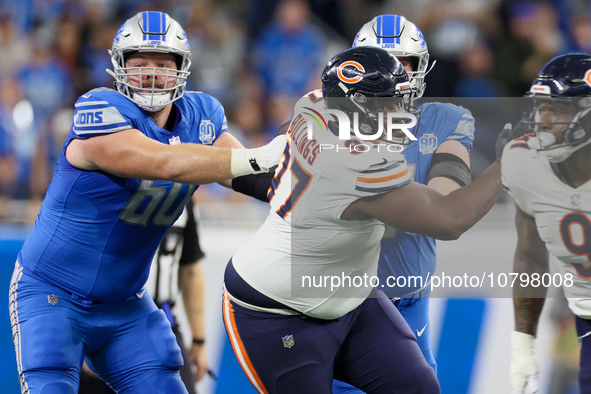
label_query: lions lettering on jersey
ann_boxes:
[77,111,103,124]
[73,101,130,135]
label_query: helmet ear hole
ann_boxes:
[564,127,577,144]
[174,54,183,70]
[353,92,367,104]
[568,108,591,144]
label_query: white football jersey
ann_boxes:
[502,135,591,318]
[231,90,413,319]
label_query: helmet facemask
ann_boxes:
[353,92,418,145]
[523,95,591,162]
[326,88,418,145]
[403,55,434,99]
[106,11,192,112]
[109,51,190,112]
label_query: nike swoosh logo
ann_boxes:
[370,158,388,167]
[416,324,427,337]
[136,289,146,299]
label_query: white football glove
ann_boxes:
[230,134,288,177]
[510,331,540,394]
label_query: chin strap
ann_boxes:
[132,92,171,112]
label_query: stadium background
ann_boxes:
[0,0,588,392]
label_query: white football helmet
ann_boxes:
[353,15,432,98]
[107,11,192,112]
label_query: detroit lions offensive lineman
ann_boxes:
[503,54,591,394]
[333,17,474,393]
[222,46,507,394]
[8,11,284,394]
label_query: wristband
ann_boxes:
[192,338,205,346]
[230,148,261,177]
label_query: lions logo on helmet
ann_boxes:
[353,15,432,99]
[107,11,192,112]
[521,53,591,163]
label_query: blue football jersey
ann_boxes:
[379,102,474,298]
[18,88,227,302]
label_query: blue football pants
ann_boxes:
[9,261,187,394]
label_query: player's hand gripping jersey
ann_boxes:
[18,88,226,302]
[502,134,591,318]
[231,91,413,319]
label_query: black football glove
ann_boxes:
[495,122,531,162]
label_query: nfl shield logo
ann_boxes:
[282,335,295,348]
[571,194,582,207]
[47,294,59,305]
[169,136,181,145]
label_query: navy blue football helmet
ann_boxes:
[523,53,591,162]
[321,46,417,142]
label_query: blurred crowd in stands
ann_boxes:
[0,0,589,223]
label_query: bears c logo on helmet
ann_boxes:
[337,61,365,84]
[585,69,591,88]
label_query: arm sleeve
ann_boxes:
[231,171,275,202]
[426,152,471,186]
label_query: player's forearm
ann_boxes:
[107,143,274,185]
[69,129,284,184]
[157,144,234,184]
[180,263,206,340]
[406,162,501,240]
[513,297,545,336]
[513,252,549,336]
[69,131,236,184]
[149,140,287,185]
[355,163,501,240]
[439,162,502,238]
